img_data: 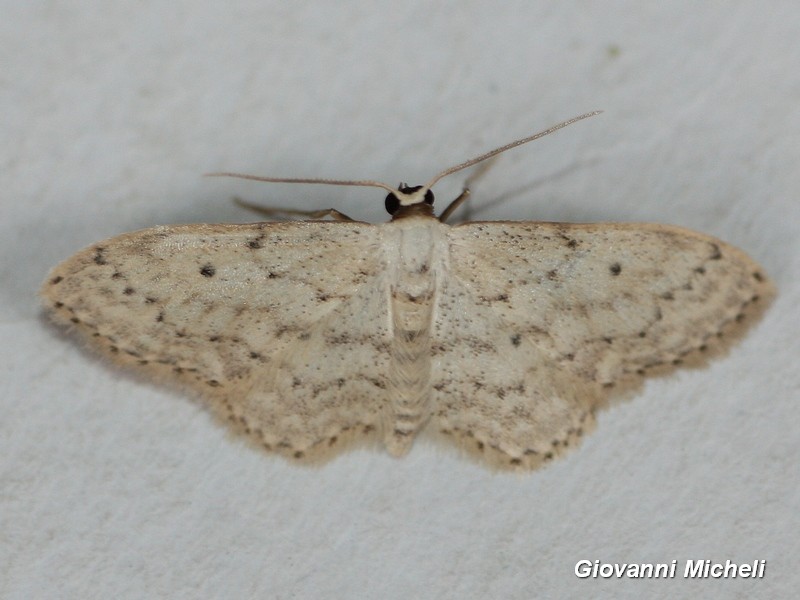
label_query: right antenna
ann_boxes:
[423,110,603,190]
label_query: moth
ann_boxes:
[42,113,773,469]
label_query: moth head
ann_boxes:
[384,184,435,215]
[206,111,602,221]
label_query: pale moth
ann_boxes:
[42,113,773,469]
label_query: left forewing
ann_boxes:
[446,221,773,386]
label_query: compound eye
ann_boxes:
[385,192,400,215]
[424,189,434,205]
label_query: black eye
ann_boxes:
[385,193,400,215]
[424,189,434,205]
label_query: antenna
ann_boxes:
[423,111,602,189]
[204,173,397,194]
[206,111,603,197]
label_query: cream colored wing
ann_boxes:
[431,221,773,469]
[41,222,390,461]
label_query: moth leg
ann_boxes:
[233,197,355,221]
[438,188,470,223]
[437,157,498,223]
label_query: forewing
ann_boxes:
[42,221,390,460]
[430,221,772,468]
